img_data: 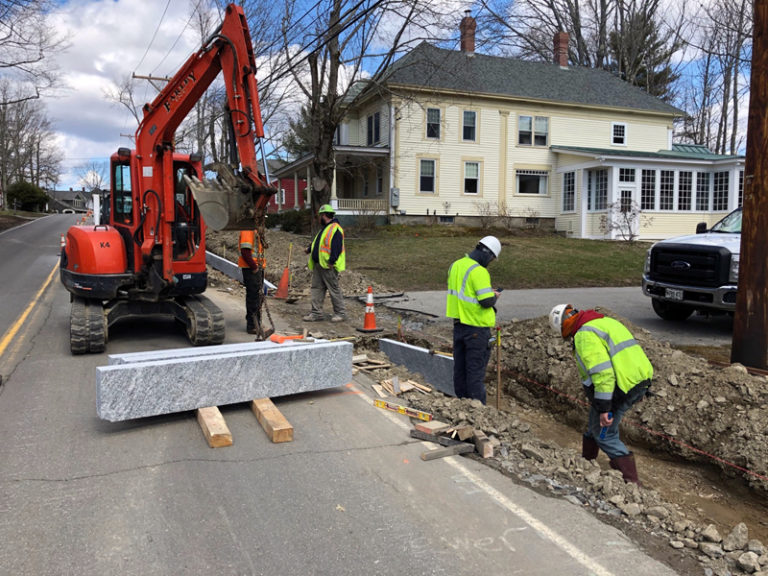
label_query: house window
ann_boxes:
[612,123,627,145]
[376,166,383,196]
[619,168,635,183]
[518,115,549,146]
[517,169,549,195]
[696,172,711,211]
[620,189,633,213]
[366,112,380,146]
[426,108,440,139]
[419,159,436,193]
[641,169,656,210]
[738,170,744,207]
[464,162,479,194]
[660,170,674,210]
[587,169,607,210]
[678,171,692,211]
[562,171,575,212]
[713,171,729,210]
[112,162,133,224]
[463,111,476,141]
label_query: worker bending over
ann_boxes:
[446,236,502,404]
[549,304,653,484]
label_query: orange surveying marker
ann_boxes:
[274,242,292,299]
[357,286,383,333]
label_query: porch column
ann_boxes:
[331,165,338,211]
[293,172,299,210]
[498,111,509,213]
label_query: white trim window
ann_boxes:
[518,115,549,146]
[517,169,549,195]
[659,170,674,210]
[696,172,711,211]
[612,122,627,146]
[366,112,380,146]
[619,168,635,183]
[562,171,575,212]
[587,169,608,210]
[419,159,436,193]
[464,161,480,194]
[641,169,656,210]
[426,108,440,139]
[463,110,476,141]
[678,171,692,211]
[713,171,729,210]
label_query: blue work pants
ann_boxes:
[453,323,491,404]
[586,381,650,459]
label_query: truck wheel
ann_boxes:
[651,298,693,321]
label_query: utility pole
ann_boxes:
[732,0,768,369]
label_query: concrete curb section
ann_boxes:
[379,338,455,397]
[97,340,353,422]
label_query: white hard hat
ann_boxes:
[549,303,577,336]
[478,236,501,258]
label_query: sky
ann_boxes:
[46,0,209,190]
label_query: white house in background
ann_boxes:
[273,14,744,240]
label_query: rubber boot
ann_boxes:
[610,453,642,485]
[581,435,599,460]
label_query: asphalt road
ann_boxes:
[0,216,681,575]
[382,287,734,347]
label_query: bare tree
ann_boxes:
[0,0,66,104]
[75,161,109,191]
[279,0,451,212]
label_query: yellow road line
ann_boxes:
[0,262,59,358]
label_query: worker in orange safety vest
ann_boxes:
[239,227,267,337]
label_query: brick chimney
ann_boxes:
[554,31,569,67]
[459,10,476,53]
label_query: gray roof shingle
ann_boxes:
[382,42,682,116]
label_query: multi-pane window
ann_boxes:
[696,172,711,211]
[641,169,656,210]
[620,189,633,213]
[562,171,575,212]
[619,168,635,183]
[366,112,380,146]
[714,171,729,210]
[426,108,440,139]
[517,170,549,195]
[612,123,627,145]
[463,111,476,141]
[464,162,479,194]
[419,159,436,193]
[678,171,692,211]
[660,170,674,210]
[518,115,549,146]
[587,169,608,210]
[738,170,744,207]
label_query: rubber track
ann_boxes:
[70,297,107,354]
[185,295,225,346]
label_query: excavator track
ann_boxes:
[70,297,107,354]
[184,295,225,346]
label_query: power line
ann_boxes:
[134,0,173,72]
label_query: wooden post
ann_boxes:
[732,0,768,369]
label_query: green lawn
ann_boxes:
[345,226,649,291]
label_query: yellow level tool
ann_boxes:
[373,399,433,422]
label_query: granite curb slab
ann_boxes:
[378,338,455,396]
[108,340,322,365]
[97,341,352,422]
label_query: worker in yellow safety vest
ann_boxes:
[445,236,502,404]
[304,204,346,322]
[239,227,267,337]
[549,304,653,484]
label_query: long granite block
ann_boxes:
[97,341,352,422]
[378,338,455,396]
[109,341,290,365]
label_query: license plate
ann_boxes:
[665,288,683,301]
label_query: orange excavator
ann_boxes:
[60,4,275,354]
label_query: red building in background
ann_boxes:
[266,159,308,213]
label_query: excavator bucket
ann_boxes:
[183,163,275,231]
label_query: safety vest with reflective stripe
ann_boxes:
[238,230,265,268]
[445,255,495,327]
[308,222,345,272]
[573,316,653,411]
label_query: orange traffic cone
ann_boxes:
[357,286,383,333]
[274,242,292,299]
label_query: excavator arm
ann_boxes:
[135,3,274,240]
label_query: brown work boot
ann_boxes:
[581,435,599,460]
[610,453,642,485]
